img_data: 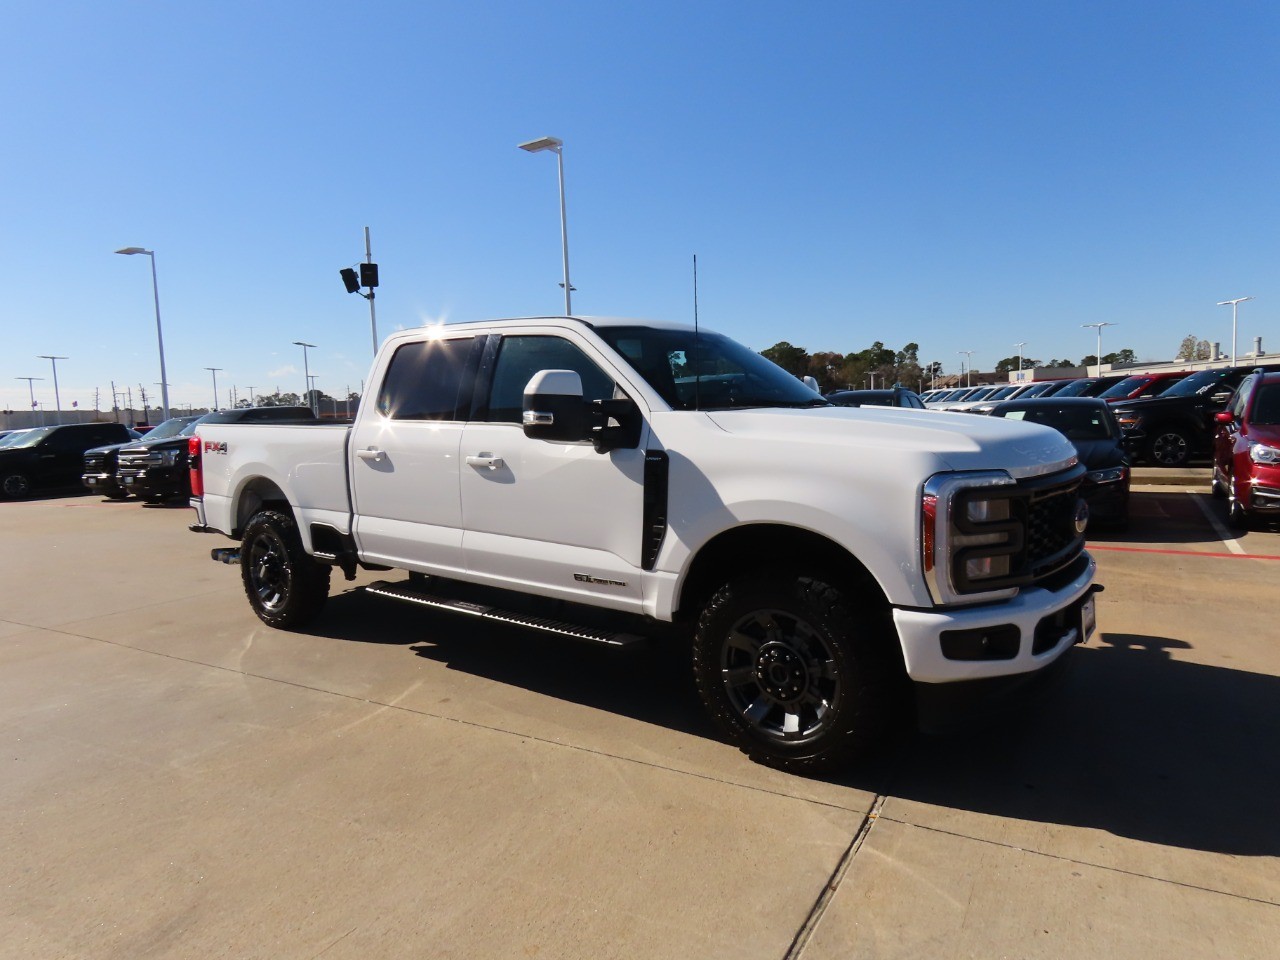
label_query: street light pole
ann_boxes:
[115,247,171,421]
[1014,342,1027,378]
[16,377,43,426]
[518,136,574,315]
[37,356,67,424]
[1081,322,1115,373]
[294,341,316,414]
[204,368,223,411]
[1216,297,1254,367]
[958,350,975,388]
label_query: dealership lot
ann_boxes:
[2,488,1278,959]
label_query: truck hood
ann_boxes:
[703,406,1077,478]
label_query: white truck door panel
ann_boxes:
[459,424,646,607]
[459,332,648,610]
[350,335,477,576]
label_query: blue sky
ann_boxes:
[3,1,1277,414]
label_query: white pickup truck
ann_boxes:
[189,316,1098,772]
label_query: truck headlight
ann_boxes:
[1250,443,1280,465]
[1114,414,1141,430]
[922,472,1022,605]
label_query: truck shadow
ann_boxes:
[311,591,1278,857]
[848,633,1280,858]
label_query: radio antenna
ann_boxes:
[693,253,700,411]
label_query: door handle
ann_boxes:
[355,447,386,462]
[466,455,504,471]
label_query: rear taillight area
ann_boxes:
[188,435,203,498]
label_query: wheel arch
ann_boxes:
[231,476,292,538]
[677,523,892,622]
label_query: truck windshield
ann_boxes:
[1158,369,1225,398]
[595,326,829,410]
[143,416,199,441]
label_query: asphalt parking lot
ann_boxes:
[2,482,1278,959]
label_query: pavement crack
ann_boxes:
[783,793,887,959]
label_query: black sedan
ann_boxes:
[984,397,1130,527]
[825,386,925,408]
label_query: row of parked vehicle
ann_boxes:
[0,407,315,502]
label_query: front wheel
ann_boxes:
[692,572,902,773]
[1,473,32,499]
[1227,481,1253,530]
[240,510,331,628]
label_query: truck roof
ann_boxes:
[403,316,701,336]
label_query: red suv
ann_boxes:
[1095,371,1189,404]
[1212,371,1280,528]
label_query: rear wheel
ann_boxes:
[1,473,31,499]
[1146,427,1191,467]
[692,571,903,773]
[241,510,331,628]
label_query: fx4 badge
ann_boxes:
[204,440,228,454]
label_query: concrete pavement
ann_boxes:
[1,490,1277,958]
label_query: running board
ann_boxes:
[365,580,646,647]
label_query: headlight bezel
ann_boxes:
[1250,443,1280,465]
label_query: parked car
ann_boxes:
[1050,375,1127,398]
[0,422,136,499]
[1111,364,1280,467]
[81,429,147,499]
[985,397,1130,526]
[825,386,925,408]
[118,407,316,503]
[1212,370,1280,528]
[1096,371,1188,404]
[0,429,36,449]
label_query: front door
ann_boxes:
[350,334,481,576]
[459,332,649,612]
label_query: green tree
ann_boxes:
[760,341,810,377]
[994,355,1041,374]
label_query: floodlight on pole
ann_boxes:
[1216,297,1254,367]
[37,355,67,424]
[204,368,223,411]
[518,135,574,315]
[958,350,975,388]
[115,247,171,421]
[1014,342,1027,377]
[1081,322,1115,372]
[294,341,317,414]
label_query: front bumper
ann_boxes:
[81,472,122,493]
[893,553,1097,684]
[120,467,184,499]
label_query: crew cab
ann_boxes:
[1,422,135,499]
[188,317,1099,772]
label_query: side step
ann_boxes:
[365,579,646,647]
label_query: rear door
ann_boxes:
[349,334,481,576]
[459,330,650,611]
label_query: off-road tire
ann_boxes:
[1,473,32,499]
[692,571,902,773]
[240,510,331,628]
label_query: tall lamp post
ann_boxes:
[16,377,43,425]
[37,355,67,424]
[1014,342,1027,379]
[205,368,223,411]
[1081,322,1115,372]
[958,350,975,388]
[294,341,316,414]
[115,247,171,421]
[1216,297,1254,367]
[518,136,574,315]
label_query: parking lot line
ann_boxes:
[1190,493,1249,556]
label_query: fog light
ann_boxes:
[965,555,1011,580]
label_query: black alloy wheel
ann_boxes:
[692,571,901,773]
[1146,428,1191,467]
[1,473,31,499]
[240,510,331,628]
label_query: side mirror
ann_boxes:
[801,375,820,393]
[590,397,642,453]
[1214,411,1234,424]
[523,370,588,442]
